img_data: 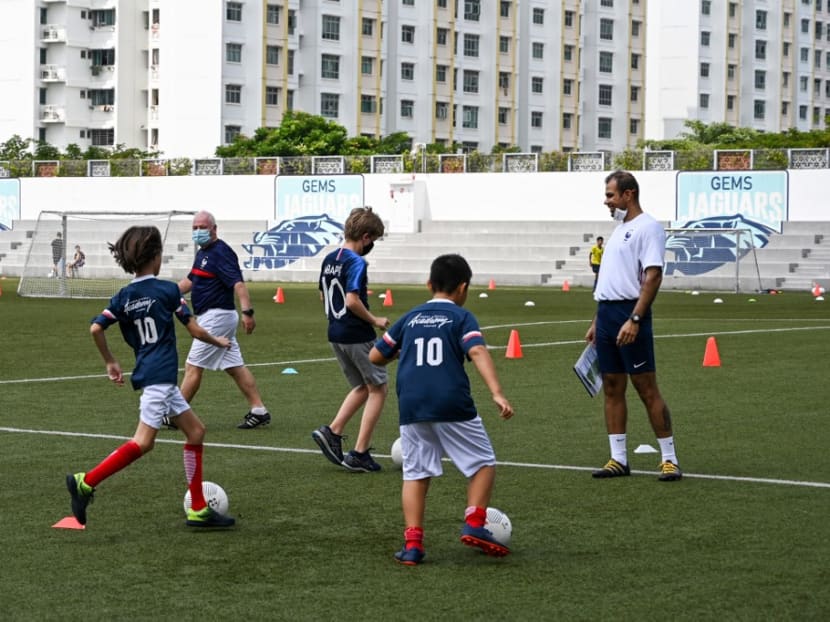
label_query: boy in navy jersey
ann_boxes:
[370,254,515,565]
[312,207,390,472]
[65,226,235,528]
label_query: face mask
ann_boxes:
[612,208,628,222]
[360,241,375,256]
[192,229,212,246]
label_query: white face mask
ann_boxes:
[612,208,628,222]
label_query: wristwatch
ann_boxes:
[242,308,255,317]
[629,313,641,324]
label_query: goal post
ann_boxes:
[663,227,765,294]
[17,210,197,299]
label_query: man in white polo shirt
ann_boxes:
[584,170,682,482]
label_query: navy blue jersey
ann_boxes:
[374,299,486,424]
[319,247,375,344]
[91,276,192,390]
[187,239,243,315]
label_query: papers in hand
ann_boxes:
[573,343,602,397]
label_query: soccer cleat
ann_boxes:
[65,472,94,525]
[394,546,425,566]
[591,458,631,479]
[341,449,382,473]
[460,524,510,557]
[311,425,344,465]
[237,411,271,429]
[185,506,236,528]
[161,416,178,430]
[658,461,683,481]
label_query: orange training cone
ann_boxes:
[383,288,394,307]
[702,336,721,367]
[506,330,523,359]
[273,287,285,303]
[488,279,496,290]
[562,280,570,292]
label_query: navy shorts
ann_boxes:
[595,300,655,375]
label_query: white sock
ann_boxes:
[658,436,677,464]
[609,434,627,465]
[250,405,268,415]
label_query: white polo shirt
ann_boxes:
[594,212,666,302]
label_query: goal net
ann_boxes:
[663,227,766,293]
[17,210,197,299]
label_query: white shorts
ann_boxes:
[140,384,190,430]
[186,308,244,371]
[400,416,496,480]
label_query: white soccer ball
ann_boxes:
[183,481,229,515]
[484,507,512,547]
[390,437,403,467]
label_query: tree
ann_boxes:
[0,135,32,160]
[215,111,350,157]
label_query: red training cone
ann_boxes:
[562,280,570,292]
[383,288,394,307]
[273,287,285,304]
[812,283,822,297]
[488,278,496,290]
[506,330,523,359]
[702,336,721,367]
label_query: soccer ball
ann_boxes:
[183,481,229,515]
[390,437,403,467]
[485,507,512,547]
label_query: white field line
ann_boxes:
[1,426,827,490]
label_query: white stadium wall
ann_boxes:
[9,169,830,229]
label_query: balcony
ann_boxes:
[40,65,66,82]
[40,105,66,123]
[90,64,115,77]
[41,25,67,43]
[89,104,115,113]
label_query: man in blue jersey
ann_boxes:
[585,170,682,481]
[370,254,515,565]
[312,206,390,472]
[66,225,235,527]
[166,210,271,430]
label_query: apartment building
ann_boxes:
[0,1,827,158]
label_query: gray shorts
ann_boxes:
[331,341,388,388]
[400,417,496,480]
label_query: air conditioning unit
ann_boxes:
[104,105,113,112]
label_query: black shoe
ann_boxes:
[342,449,382,473]
[312,425,344,465]
[66,472,94,525]
[591,459,631,478]
[237,411,271,429]
[161,416,178,430]
[658,461,683,481]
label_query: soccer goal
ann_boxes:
[663,227,766,293]
[17,210,197,299]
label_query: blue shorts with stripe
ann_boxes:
[595,300,656,375]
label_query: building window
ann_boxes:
[783,71,790,88]
[630,85,640,102]
[755,40,766,60]
[91,128,115,146]
[754,100,766,119]
[500,1,510,18]
[563,113,572,129]
[802,19,810,34]
[728,64,736,80]
[225,84,241,104]
[631,53,640,70]
[266,45,281,65]
[564,45,574,61]
[400,99,414,118]
[266,4,281,25]
[597,117,612,139]
[287,49,295,74]
[564,11,574,27]
[321,93,339,118]
[288,10,296,35]
[226,2,242,22]
[532,42,544,59]
[362,18,374,36]
[322,15,340,40]
[799,105,807,120]
[437,0,448,7]
[601,0,614,6]
[435,101,448,120]
[783,42,790,57]
[598,84,613,106]
[702,1,711,16]
[464,33,480,57]
[401,25,415,43]
[403,0,415,5]
[784,12,791,27]
[401,62,415,80]
[265,86,280,106]
[531,76,543,94]
[361,56,375,75]
[700,62,710,78]
[701,31,711,46]
[631,20,641,36]
[498,107,509,124]
[630,118,640,134]
[729,2,737,18]
[563,79,573,95]
[360,94,377,114]
[801,47,810,62]
[321,54,340,79]
[700,93,709,108]
[88,89,114,106]
[756,10,767,30]
[531,111,543,128]
[436,64,447,82]
[464,0,481,21]
[782,101,789,115]
[816,50,823,68]
[532,8,544,25]
[755,70,766,90]
[226,43,242,63]
[462,105,479,128]
[499,36,510,54]
[599,51,613,73]
[463,69,479,93]
[728,33,737,48]
[437,27,448,45]
[801,76,809,92]
[223,125,240,144]
[727,95,735,110]
[600,18,614,40]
